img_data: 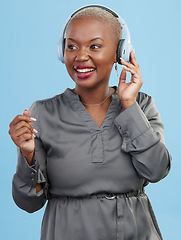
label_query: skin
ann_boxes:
[9,110,41,192]
[64,16,143,123]
[64,17,118,92]
[8,15,143,193]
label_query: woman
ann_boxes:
[9,5,171,240]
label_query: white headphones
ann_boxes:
[57,4,133,64]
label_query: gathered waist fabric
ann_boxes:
[49,189,145,200]
[41,189,162,240]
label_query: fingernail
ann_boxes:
[120,57,124,62]
[30,117,37,122]
[24,109,28,112]
[32,134,36,138]
[33,129,38,133]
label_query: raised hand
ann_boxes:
[118,50,143,109]
[8,109,37,165]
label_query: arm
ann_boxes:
[116,51,171,183]
[11,102,48,213]
[114,93,171,182]
[12,148,47,213]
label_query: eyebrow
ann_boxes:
[67,37,104,42]
[90,37,104,42]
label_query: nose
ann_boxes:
[75,47,89,62]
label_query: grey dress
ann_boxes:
[12,87,171,240]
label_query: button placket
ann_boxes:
[116,196,124,240]
[91,130,104,163]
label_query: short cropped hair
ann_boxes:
[66,7,122,42]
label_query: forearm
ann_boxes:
[12,148,47,213]
[12,174,46,213]
[20,149,42,192]
[131,140,171,182]
[114,100,171,182]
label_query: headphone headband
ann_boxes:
[57,4,133,64]
[71,5,119,18]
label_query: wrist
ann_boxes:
[121,100,136,110]
[21,149,35,165]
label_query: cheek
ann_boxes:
[94,51,115,70]
[95,45,117,64]
[64,52,72,66]
[64,56,74,79]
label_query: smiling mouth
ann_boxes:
[74,66,96,79]
[74,67,96,73]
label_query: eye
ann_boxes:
[67,44,77,50]
[90,44,101,50]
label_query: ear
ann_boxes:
[114,51,117,63]
[114,40,119,63]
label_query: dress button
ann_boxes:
[123,133,128,138]
[118,125,121,129]
[31,172,35,175]
[32,178,35,181]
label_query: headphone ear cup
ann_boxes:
[117,39,133,64]
[117,39,125,64]
[57,38,65,63]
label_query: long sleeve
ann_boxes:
[114,92,171,183]
[12,102,48,213]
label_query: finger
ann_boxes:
[9,115,36,128]
[23,109,36,122]
[119,68,127,83]
[9,120,34,138]
[9,127,31,140]
[120,58,135,70]
[9,115,30,128]
[123,68,142,85]
[130,50,139,68]
[23,108,34,130]
[10,130,34,147]
[17,133,34,147]
[16,126,34,138]
[123,67,137,76]
[9,121,38,141]
[14,120,34,131]
[24,109,36,122]
[23,109,30,117]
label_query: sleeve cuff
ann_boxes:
[114,102,151,142]
[16,148,39,187]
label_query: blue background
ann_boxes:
[1,0,180,239]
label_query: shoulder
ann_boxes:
[28,90,69,116]
[28,91,68,131]
[35,92,64,105]
[30,91,67,108]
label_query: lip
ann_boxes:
[74,65,96,70]
[74,65,96,79]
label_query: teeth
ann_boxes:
[76,68,95,73]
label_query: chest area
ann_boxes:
[85,107,108,128]
[40,99,122,164]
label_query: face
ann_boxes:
[64,16,118,89]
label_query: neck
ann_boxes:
[73,84,111,106]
